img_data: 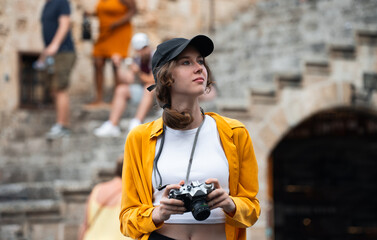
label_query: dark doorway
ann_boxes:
[19,52,53,109]
[271,107,377,240]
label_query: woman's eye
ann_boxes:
[182,61,190,65]
[198,59,204,65]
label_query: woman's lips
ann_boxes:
[193,77,204,83]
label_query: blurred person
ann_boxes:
[35,0,76,139]
[84,0,137,109]
[93,32,155,137]
[119,35,260,240]
[78,156,133,240]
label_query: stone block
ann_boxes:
[256,123,280,152]
[247,227,267,240]
[0,224,24,240]
[64,224,80,240]
[29,221,64,240]
[268,107,290,138]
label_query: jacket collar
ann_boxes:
[149,112,234,139]
[150,117,164,138]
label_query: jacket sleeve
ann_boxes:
[119,129,163,239]
[225,126,261,228]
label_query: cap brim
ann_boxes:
[167,35,214,63]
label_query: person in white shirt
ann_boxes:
[120,35,260,240]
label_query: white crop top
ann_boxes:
[152,116,229,224]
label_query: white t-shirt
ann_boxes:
[152,116,229,224]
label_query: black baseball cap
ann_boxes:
[147,35,214,91]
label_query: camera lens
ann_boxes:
[191,199,211,221]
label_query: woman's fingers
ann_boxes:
[160,198,185,207]
[207,189,227,208]
[205,178,220,189]
[152,181,186,223]
[157,181,187,219]
[162,181,184,198]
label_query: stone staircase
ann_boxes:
[210,0,377,102]
[209,0,377,121]
[215,29,377,160]
[0,95,163,239]
[1,0,377,239]
[206,0,377,237]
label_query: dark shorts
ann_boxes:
[38,52,76,91]
[149,231,175,240]
[53,52,76,91]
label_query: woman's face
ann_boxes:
[170,45,208,98]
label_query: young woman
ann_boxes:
[120,35,260,240]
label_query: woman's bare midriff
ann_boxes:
[156,223,226,240]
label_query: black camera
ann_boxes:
[168,181,215,221]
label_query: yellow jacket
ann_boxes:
[120,112,260,240]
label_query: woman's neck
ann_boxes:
[171,100,204,129]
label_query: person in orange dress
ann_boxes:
[86,0,137,109]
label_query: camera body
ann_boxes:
[168,181,215,221]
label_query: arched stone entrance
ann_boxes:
[270,107,377,239]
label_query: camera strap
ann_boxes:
[154,109,205,191]
[185,116,205,184]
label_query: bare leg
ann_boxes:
[92,57,106,104]
[55,90,70,127]
[112,61,121,87]
[134,87,154,122]
[109,84,130,126]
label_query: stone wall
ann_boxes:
[210,0,377,103]
[1,0,377,239]
[0,0,253,112]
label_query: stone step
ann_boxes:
[275,73,303,89]
[0,180,92,205]
[216,98,250,119]
[302,61,331,86]
[250,87,278,105]
[0,108,161,184]
[0,182,58,201]
[330,45,356,60]
[0,199,61,220]
[357,30,377,47]
[211,0,377,103]
[304,61,330,76]
[356,31,377,77]
[0,180,92,240]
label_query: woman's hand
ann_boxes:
[109,22,121,31]
[152,180,186,225]
[205,178,236,216]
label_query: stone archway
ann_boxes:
[269,107,377,239]
[245,81,374,239]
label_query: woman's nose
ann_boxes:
[194,62,203,73]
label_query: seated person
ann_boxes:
[94,33,155,137]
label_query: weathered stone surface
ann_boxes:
[1,1,377,239]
